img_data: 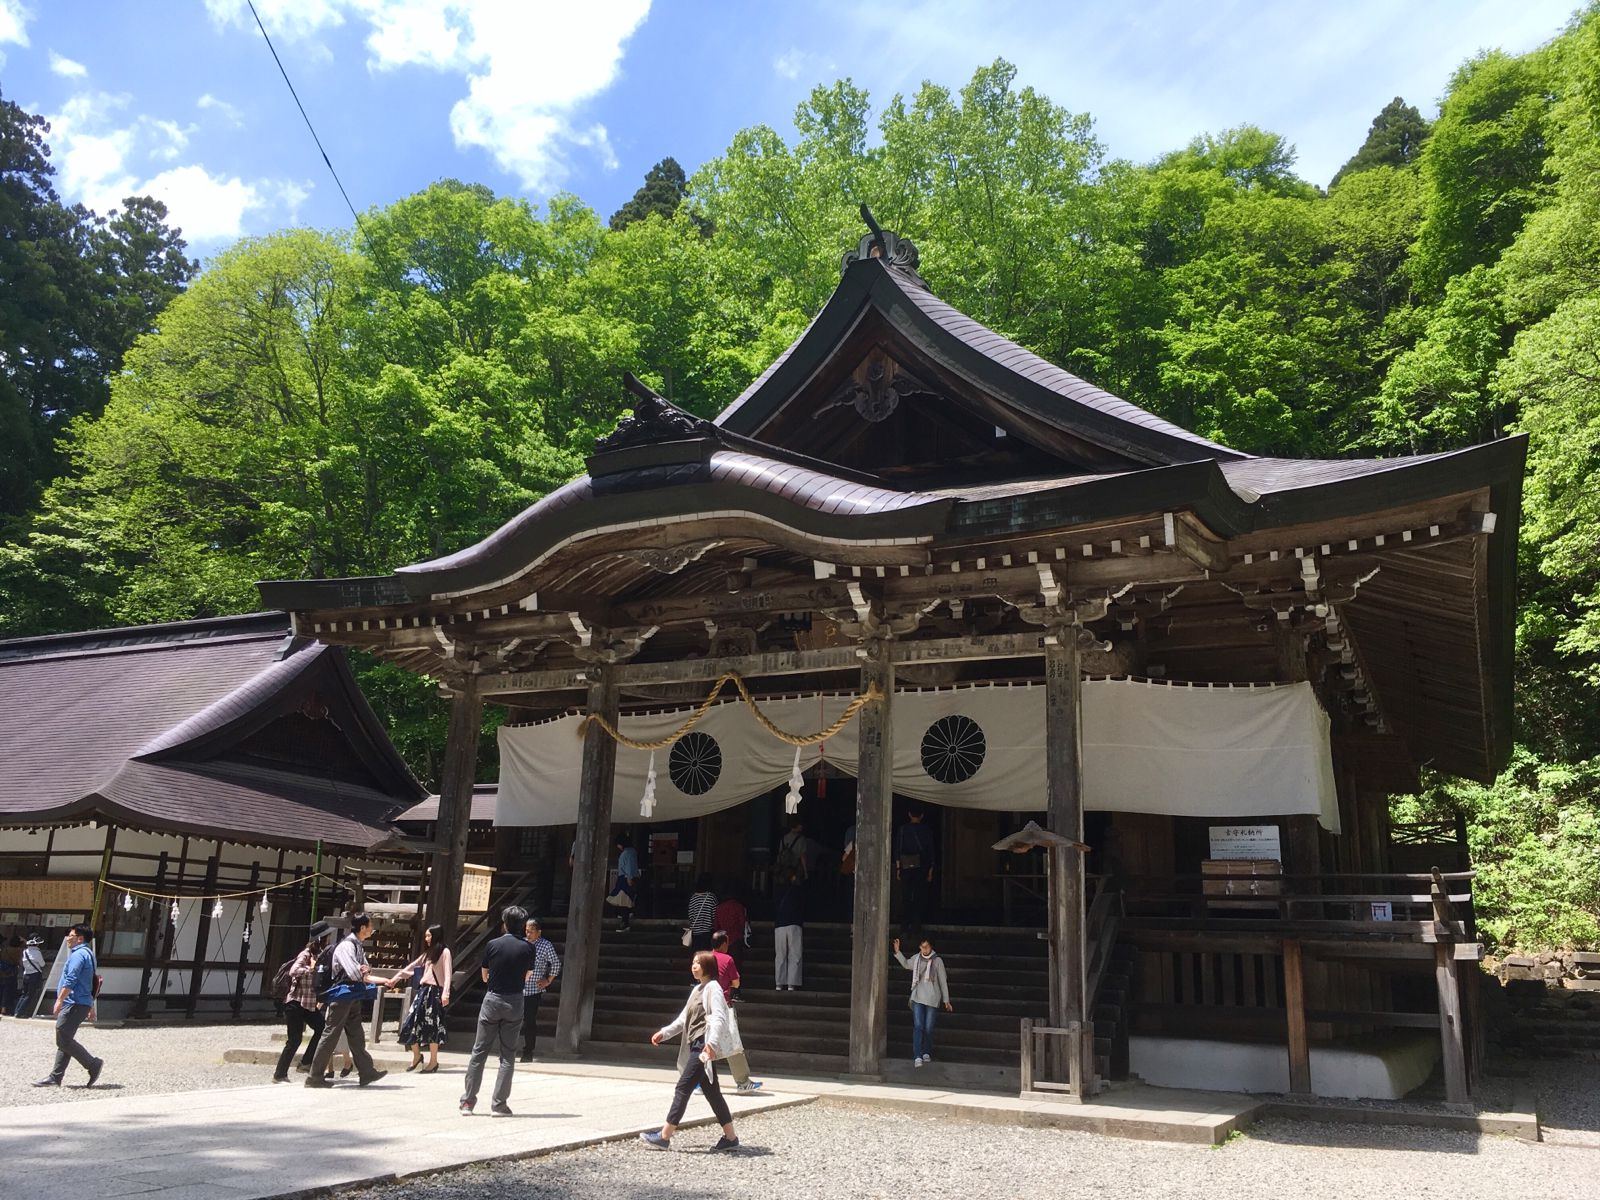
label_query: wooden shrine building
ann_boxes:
[259,220,1523,1102]
[0,613,426,1018]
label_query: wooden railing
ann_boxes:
[448,867,538,993]
[1084,876,1123,1006]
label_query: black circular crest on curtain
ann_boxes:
[669,731,723,795]
[920,715,986,784]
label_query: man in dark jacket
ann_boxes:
[894,808,938,936]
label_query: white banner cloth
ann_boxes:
[495,679,1339,831]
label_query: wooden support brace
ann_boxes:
[1283,938,1311,1094]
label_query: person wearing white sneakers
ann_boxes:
[892,936,951,1067]
[639,950,740,1153]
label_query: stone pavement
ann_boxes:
[1,1065,804,1200]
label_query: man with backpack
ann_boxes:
[33,923,102,1088]
[272,921,331,1082]
[305,913,387,1088]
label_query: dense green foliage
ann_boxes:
[5,13,1600,946]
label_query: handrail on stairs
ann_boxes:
[1085,877,1123,1005]
[447,867,539,992]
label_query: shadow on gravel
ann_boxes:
[1245,1118,1485,1155]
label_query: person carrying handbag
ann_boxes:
[33,924,102,1088]
[639,950,740,1152]
[305,913,387,1088]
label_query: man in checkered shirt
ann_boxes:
[519,916,561,1061]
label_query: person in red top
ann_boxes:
[711,930,761,1094]
[712,888,748,965]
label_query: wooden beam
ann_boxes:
[847,637,893,1078]
[1045,625,1092,1097]
[426,680,484,936]
[554,663,620,1055]
[232,860,260,1017]
[187,850,220,1019]
[1283,938,1311,1094]
[1435,943,1470,1105]
[131,850,169,1019]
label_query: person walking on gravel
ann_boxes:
[34,923,102,1088]
[460,905,537,1117]
[893,935,952,1067]
[305,913,387,1089]
[273,921,331,1081]
[639,950,739,1152]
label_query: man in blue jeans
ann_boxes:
[461,904,537,1117]
[34,923,103,1087]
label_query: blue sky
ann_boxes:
[0,1,1580,255]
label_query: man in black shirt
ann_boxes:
[895,808,938,937]
[460,905,538,1116]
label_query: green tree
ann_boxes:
[609,157,691,230]
[1330,97,1431,186]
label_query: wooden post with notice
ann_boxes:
[848,636,894,1077]
[554,662,620,1056]
[427,679,484,938]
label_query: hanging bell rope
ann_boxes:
[578,671,881,752]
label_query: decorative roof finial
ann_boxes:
[841,205,925,284]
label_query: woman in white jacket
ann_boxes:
[639,950,740,1152]
[893,936,953,1066]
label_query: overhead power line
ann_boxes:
[245,0,370,242]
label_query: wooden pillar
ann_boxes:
[1045,626,1090,1091]
[89,824,118,930]
[848,637,894,1077]
[1435,944,1469,1105]
[555,664,620,1056]
[187,850,220,1018]
[232,860,260,1018]
[1283,938,1311,1094]
[132,850,169,1019]
[427,679,484,937]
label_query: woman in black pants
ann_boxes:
[639,950,739,1152]
[273,921,331,1082]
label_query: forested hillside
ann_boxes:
[3,9,1598,948]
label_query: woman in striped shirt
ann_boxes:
[686,876,718,952]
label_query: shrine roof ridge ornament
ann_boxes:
[841,203,927,287]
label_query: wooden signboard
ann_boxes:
[0,879,96,911]
[459,863,494,914]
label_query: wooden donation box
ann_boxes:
[459,863,494,913]
[1201,859,1283,910]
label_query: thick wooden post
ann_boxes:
[187,850,220,1018]
[90,824,118,930]
[1283,938,1312,1093]
[554,663,620,1055]
[848,637,893,1077]
[232,860,260,1017]
[427,679,484,938]
[132,850,169,1019]
[1045,626,1090,1091]
[1435,944,1469,1105]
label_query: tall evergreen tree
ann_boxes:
[609,157,690,230]
[1331,97,1431,186]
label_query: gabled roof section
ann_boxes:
[0,613,424,851]
[716,251,1246,468]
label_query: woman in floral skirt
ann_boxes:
[387,924,451,1072]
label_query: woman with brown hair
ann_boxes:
[639,949,739,1152]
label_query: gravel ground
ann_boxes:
[0,1016,275,1106]
[353,1099,1600,1200]
[2,1017,1596,1198]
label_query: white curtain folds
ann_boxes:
[495,679,1340,831]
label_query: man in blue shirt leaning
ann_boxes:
[35,923,103,1088]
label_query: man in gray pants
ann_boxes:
[461,905,537,1116]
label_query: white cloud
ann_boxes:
[49,50,87,78]
[46,89,308,245]
[209,0,651,193]
[198,93,246,127]
[774,49,808,81]
[0,0,29,48]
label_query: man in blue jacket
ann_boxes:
[34,923,103,1087]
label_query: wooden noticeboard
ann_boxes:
[0,879,96,911]
[459,863,494,913]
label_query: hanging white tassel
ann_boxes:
[259,892,270,914]
[122,892,133,911]
[784,745,804,814]
[211,899,223,919]
[242,924,252,946]
[640,750,657,818]
[170,900,180,924]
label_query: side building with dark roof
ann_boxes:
[0,612,427,1020]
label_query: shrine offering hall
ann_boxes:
[261,222,1523,1102]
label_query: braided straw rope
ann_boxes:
[578,672,882,751]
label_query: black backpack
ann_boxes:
[269,956,296,1006]
[312,941,339,998]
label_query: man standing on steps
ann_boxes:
[519,916,561,1062]
[306,913,387,1089]
[461,904,537,1116]
[894,807,938,937]
[33,923,102,1088]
